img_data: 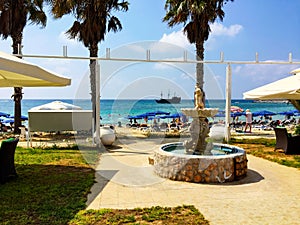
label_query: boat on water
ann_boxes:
[155,91,181,104]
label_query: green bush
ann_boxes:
[294,125,300,135]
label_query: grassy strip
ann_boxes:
[231,138,300,169]
[0,147,95,225]
[230,137,276,147]
[69,205,209,225]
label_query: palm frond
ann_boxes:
[108,16,122,32]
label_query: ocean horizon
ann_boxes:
[0,99,297,125]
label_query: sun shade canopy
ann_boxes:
[243,71,300,100]
[30,101,82,110]
[0,51,71,87]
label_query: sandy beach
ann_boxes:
[9,124,278,148]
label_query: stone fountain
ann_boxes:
[153,84,248,183]
[181,84,218,155]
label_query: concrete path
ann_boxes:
[86,138,300,225]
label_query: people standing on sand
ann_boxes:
[244,109,252,133]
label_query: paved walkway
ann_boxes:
[86,138,300,225]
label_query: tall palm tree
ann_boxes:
[290,100,300,111]
[49,0,129,140]
[164,0,233,103]
[0,0,47,133]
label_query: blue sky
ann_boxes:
[0,0,300,100]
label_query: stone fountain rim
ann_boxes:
[181,107,219,111]
[156,142,245,159]
[180,107,219,118]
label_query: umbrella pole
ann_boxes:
[225,64,232,142]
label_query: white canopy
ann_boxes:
[243,69,300,100]
[0,51,71,87]
[30,101,82,110]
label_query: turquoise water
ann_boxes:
[0,99,297,126]
[162,142,240,156]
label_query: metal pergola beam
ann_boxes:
[14,48,300,143]
[14,50,300,65]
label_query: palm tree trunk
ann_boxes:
[12,33,23,134]
[196,41,205,107]
[290,100,300,111]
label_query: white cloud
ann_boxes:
[205,23,243,50]
[159,29,193,49]
[210,23,243,37]
[233,62,300,84]
[233,65,243,74]
[160,23,243,52]
[58,31,80,46]
[125,44,147,54]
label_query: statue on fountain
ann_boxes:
[184,84,211,155]
[194,84,204,110]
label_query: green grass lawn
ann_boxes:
[231,138,300,169]
[0,147,95,225]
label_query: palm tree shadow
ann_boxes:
[86,171,113,206]
[0,164,95,224]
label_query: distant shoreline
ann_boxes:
[0,98,256,101]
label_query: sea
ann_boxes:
[0,99,297,126]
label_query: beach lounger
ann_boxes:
[274,127,300,154]
[0,137,19,184]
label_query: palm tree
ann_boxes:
[164,0,233,103]
[49,0,129,142]
[0,0,47,133]
[290,100,300,111]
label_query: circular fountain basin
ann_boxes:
[153,142,247,183]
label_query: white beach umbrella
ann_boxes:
[30,101,82,110]
[0,51,71,87]
[243,69,300,100]
[290,68,300,74]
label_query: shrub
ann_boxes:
[294,125,300,135]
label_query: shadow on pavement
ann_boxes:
[217,169,264,186]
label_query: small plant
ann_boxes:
[294,125,300,135]
[69,205,209,225]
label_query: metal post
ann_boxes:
[289,53,292,63]
[146,50,150,61]
[94,61,101,146]
[63,46,68,57]
[220,52,224,62]
[225,64,232,142]
[184,50,188,61]
[17,44,23,54]
[106,48,110,59]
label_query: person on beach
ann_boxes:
[244,109,252,133]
